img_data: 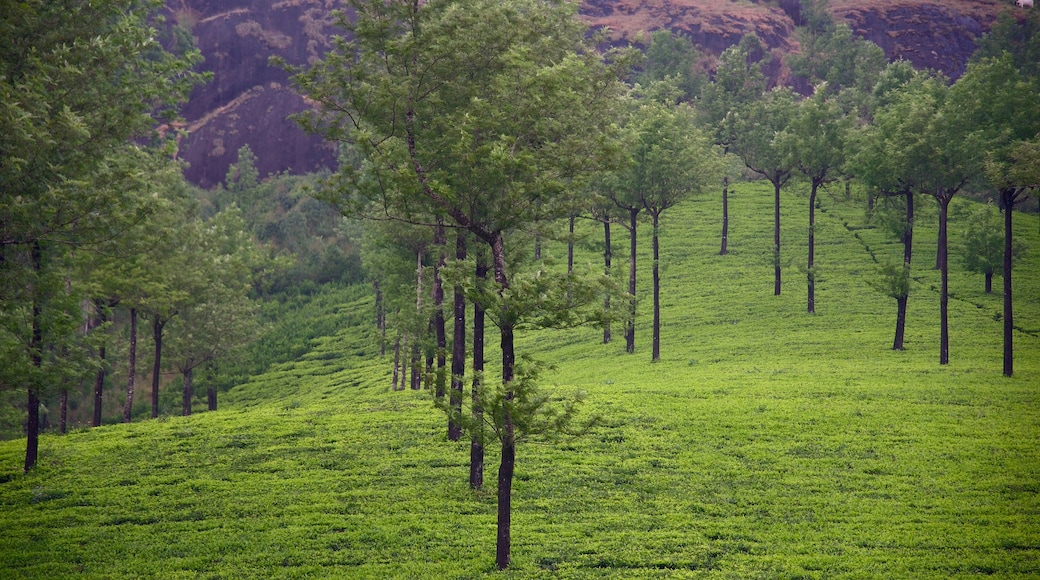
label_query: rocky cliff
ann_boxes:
[165,0,1023,189]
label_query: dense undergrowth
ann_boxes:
[1,181,1038,578]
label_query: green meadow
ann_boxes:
[1,181,1038,579]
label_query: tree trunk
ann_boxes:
[410,340,422,390]
[449,232,466,441]
[720,175,729,255]
[151,317,165,419]
[936,198,947,271]
[1001,188,1019,377]
[207,386,217,411]
[392,335,402,391]
[433,223,447,400]
[985,271,993,294]
[893,294,908,351]
[938,193,951,365]
[567,214,575,273]
[471,257,488,489]
[603,219,612,344]
[496,419,516,571]
[182,366,193,416]
[25,242,43,472]
[774,179,782,296]
[808,181,818,314]
[59,389,68,435]
[651,212,661,362]
[92,300,108,428]
[123,308,137,423]
[626,207,638,354]
[375,281,386,357]
[491,231,516,570]
[893,189,914,351]
[414,245,424,391]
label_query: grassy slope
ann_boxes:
[1,181,1038,579]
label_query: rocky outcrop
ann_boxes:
[165,0,340,188]
[166,0,1016,189]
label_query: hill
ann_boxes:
[2,181,1039,578]
[166,0,1025,188]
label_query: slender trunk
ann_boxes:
[985,271,994,294]
[626,208,638,354]
[938,194,950,365]
[1002,189,1016,377]
[59,389,68,434]
[123,308,137,423]
[491,231,516,570]
[375,281,386,357]
[181,366,193,416]
[207,386,217,411]
[567,214,575,273]
[25,241,43,472]
[151,317,165,419]
[894,295,908,351]
[424,337,434,390]
[25,387,39,472]
[410,340,422,390]
[808,181,818,314]
[449,233,466,441]
[774,179,782,296]
[651,212,661,362]
[603,219,612,344]
[92,300,109,428]
[893,189,914,351]
[496,419,516,571]
[935,198,946,271]
[470,257,488,489]
[392,335,402,391]
[433,224,447,401]
[720,175,729,255]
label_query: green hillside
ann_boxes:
[1,181,1038,578]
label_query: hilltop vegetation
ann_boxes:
[1,181,1038,578]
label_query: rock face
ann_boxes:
[165,0,340,189]
[167,0,1016,188]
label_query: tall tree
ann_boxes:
[730,87,798,295]
[778,86,850,313]
[954,51,1040,375]
[700,34,768,255]
[0,0,204,469]
[848,67,942,351]
[292,0,629,568]
[164,209,259,415]
[614,85,723,360]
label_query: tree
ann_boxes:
[847,66,941,351]
[730,87,798,295]
[991,139,1040,376]
[959,201,1027,292]
[164,208,259,415]
[292,0,630,568]
[955,50,1040,375]
[637,29,705,101]
[614,85,723,360]
[0,0,204,470]
[787,0,837,88]
[778,86,850,313]
[700,34,768,255]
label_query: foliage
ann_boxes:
[635,29,705,101]
[958,202,1029,290]
[204,147,363,294]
